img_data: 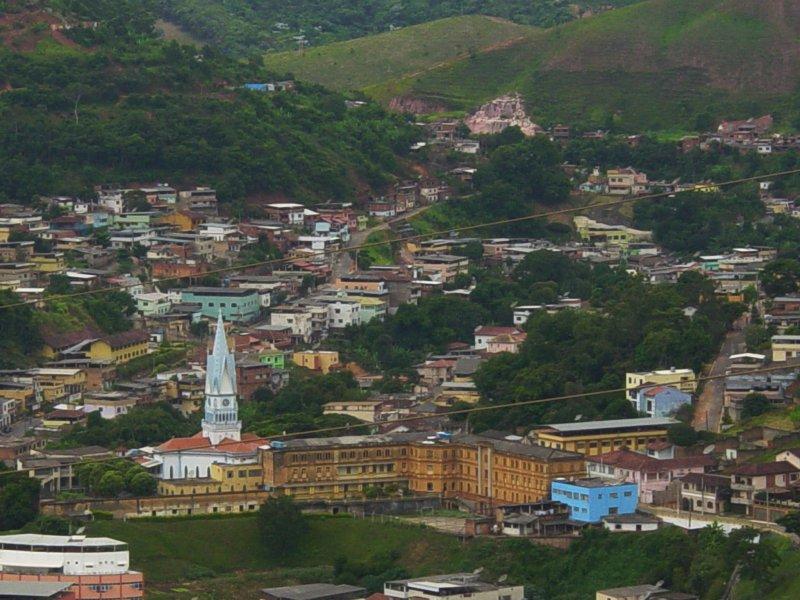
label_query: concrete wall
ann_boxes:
[41,492,442,520]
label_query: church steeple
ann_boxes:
[201,311,241,445]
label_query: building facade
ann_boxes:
[531,417,677,457]
[550,478,637,523]
[0,534,143,599]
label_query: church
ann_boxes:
[153,312,265,481]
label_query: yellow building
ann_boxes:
[158,463,264,496]
[772,335,800,362]
[0,383,35,412]
[531,417,677,457]
[30,252,66,273]
[86,330,150,365]
[158,210,206,233]
[33,368,87,404]
[292,350,340,374]
[259,432,585,508]
[322,400,382,423]
[434,381,480,406]
[625,368,697,403]
[573,216,652,248]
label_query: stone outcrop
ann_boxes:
[464,94,543,136]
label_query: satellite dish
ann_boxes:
[473,567,484,575]
[497,574,508,583]
[76,527,85,535]
[573,414,583,421]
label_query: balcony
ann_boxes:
[730,482,753,492]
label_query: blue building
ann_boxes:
[633,385,692,418]
[550,478,638,523]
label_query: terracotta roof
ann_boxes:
[99,329,150,350]
[646,440,673,451]
[730,461,799,476]
[588,448,715,472]
[41,327,102,350]
[156,432,265,454]
[422,359,456,369]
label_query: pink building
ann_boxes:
[586,448,716,503]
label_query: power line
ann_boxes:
[1,167,797,311]
[34,360,800,473]
[267,360,800,440]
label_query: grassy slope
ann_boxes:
[87,515,463,585]
[406,0,795,125]
[263,16,537,92]
[266,0,800,130]
[86,513,800,600]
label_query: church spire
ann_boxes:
[202,310,241,445]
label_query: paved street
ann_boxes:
[692,319,746,432]
[331,204,432,279]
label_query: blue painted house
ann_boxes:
[633,385,692,418]
[551,478,638,523]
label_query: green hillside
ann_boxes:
[266,0,800,131]
[157,0,641,55]
[264,16,537,96]
[0,0,418,205]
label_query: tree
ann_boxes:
[668,422,699,447]
[777,510,800,534]
[35,515,71,535]
[128,472,157,496]
[257,496,309,558]
[96,471,125,498]
[741,393,771,420]
[761,259,800,296]
[0,473,40,531]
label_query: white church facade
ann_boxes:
[153,312,264,481]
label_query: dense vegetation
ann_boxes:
[413,134,572,237]
[59,403,198,448]
[471,260,742,430]
[240,371,369,437]
[0,286,137,368]
[86,514,789,600]
[0,469,40,531]
[335,248,743,430]
[0,0,418,205]
[75,457,157,497]
[157,0,639,55]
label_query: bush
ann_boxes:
[257,496,309,558]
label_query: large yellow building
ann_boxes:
[259,432,585,509]
[292,350,340,374]
[158,463,265,496]
[531,417,677,457]
[87,330,150,365]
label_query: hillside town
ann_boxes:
[0,0,800,588]
[3,106,800,596]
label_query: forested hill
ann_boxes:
[155,0,641,55]
[0,0,418,205]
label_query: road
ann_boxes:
[692,318,747,432]
[1,416,40,438]
[331,204,433,279]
